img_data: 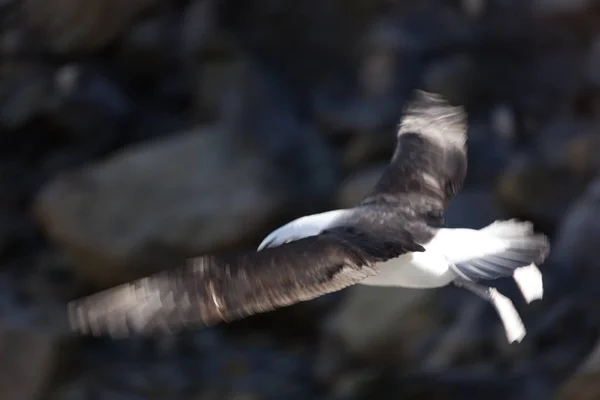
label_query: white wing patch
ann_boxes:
[257,209,351,251]
[359,251,455,288]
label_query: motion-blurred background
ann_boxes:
[2,0,600,399]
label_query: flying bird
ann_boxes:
[67,91,549,343]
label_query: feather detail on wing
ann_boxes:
[68,226,425,338]
[361,90,468,223]
[258,90,468,252]
[447,220,550,282]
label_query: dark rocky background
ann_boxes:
[2,0,600,398]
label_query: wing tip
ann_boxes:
[399,90,467,148]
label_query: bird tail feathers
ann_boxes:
[445,219,549,303]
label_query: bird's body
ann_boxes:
[360,251,454,288]
[67,90,550,343]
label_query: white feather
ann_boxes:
[361,220,545,292]
[257,209,351,251]
[360,252,455,288]
[488,287,526,343]
[423,227,511,264]
[513,263,544,303]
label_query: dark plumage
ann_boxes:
[68,224,424,337]
[361,90,467,225]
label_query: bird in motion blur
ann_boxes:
[68,90,549,344]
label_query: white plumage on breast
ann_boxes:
[360,251,455,288]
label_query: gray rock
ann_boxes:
[585,33,600,89]
[445,189,504,229]
[421,55,476,107]
[0,301,75,400]
[0,62,53,131]
[181,0,225,59]
[531,0,596,17]
[22,250,82,302]
[497,117,600,229]
[314,285,439,388]
[117,14,174,85]
[49,64,134,143]
[335,164,386,209]
[48,379,88,400]
[341,133,395,172]
[551,178,600,276]
[22,0,163,53]
[33,125,289,288]
[313,19,421,138]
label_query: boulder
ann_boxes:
[22,0,163,53]
[0,281,75,400]
[33,126,289,288]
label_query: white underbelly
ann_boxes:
[359,251,456,288]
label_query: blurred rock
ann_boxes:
[314,285,439,388]
[0,160,34,261]
[33,126,289,288]
[422,54,476,107]
[0,326,66,400]
[0,62,53,131]
[0,300,75,400]
[193,56,249,124]
[314,18,420,137]
[532,117,600,172]
[556,372,600,400]
[0,3,27,58]
[555,332,600,400]
[585,32,600,89]
[464,116,513,186]
[181,0,226,60]
[48,64,134,143]
[566,133,600,179]
[22,0,163,53]
[335,164,386,209]
[117,12,175,86]
[22,250,82,302]
[531,0,596,17]
[341,133,395,172]
[551,178,600,279]
[444,188,504,228]
[496,117,600,229]
[223,56,339,215]
[48,379,88,400]
[497,155,583,231]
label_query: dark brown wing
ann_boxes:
[68,226,425,338]
[361,90,468,224]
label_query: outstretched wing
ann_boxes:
[68,226,425,338]
[361,90,468,223]
[258,91,468,251]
